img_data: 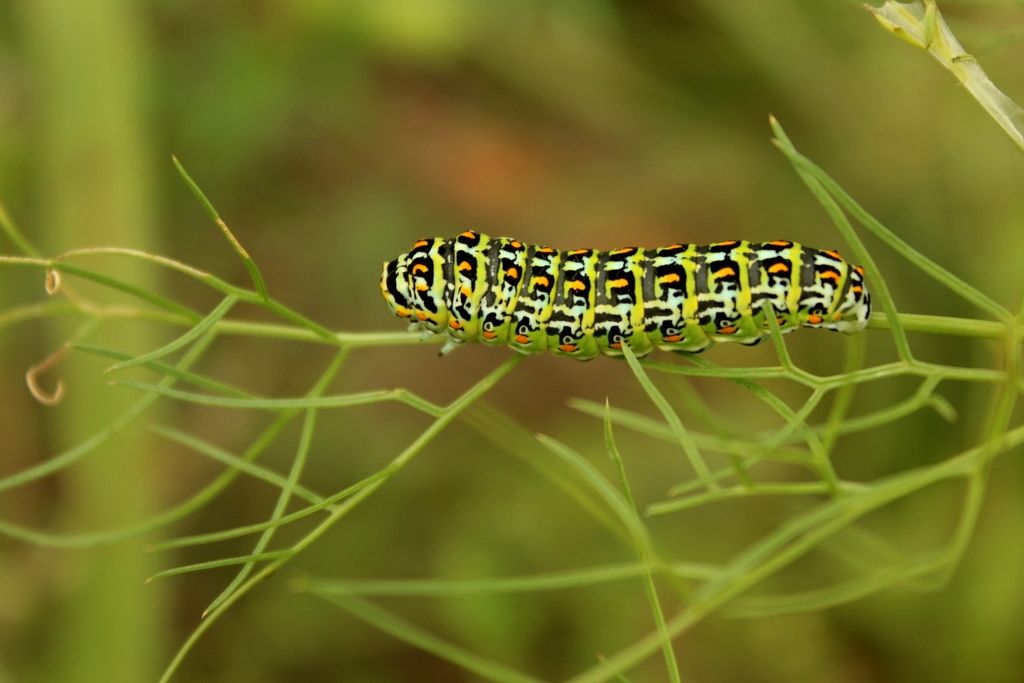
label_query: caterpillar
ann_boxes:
[380,231,871,360]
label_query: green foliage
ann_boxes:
[3,111,1021,679]
[2,2,1023,681]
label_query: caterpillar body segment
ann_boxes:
[380,232,871,360]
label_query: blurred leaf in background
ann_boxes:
[1,1,1023,681]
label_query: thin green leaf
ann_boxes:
[151,468,390,552]
[112,380,444,415]
[173,155,269,300]
[204,349,345,616]
[772,115,1010,322]
[620,345,715,489]
[568,423,1024,683]
[299,561,717,598]
[153,426,324,505]
[603,402,681,683]
[770,115,916,361]
[147,551,293,583]
[106,295,237,371]
[727,552,945,618]
[74,343,256,398]
[464,403,628,543]
[310,593,543,683]
[158,355,524,683]
[0,197,41,256]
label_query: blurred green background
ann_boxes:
[1,1,1023,681]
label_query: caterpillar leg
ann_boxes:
[438,338,463,356]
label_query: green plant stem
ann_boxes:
[603,406,681,683]
[171,156,269,300]
[297,561,721,598]
[621,345,716,490]
[157,354,523,683]
[570,416,1024,682]
[204,349,348,616]
[314,594,543,683]
[770,117,915,361]
[22,0,166,679]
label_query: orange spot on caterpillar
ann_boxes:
[769,240,791,247]
[854,266,865,276]
[609,278,629,288]
[510,240,522,248]
[659,273,681,284]
[413,239,429,248]
[460,286,472,297]
[459,230,477,238]
[537,247,555,254]
[819,271,841,282]
[458,261,473,272]
[531,275,550,288]
[449,319,463,329]
[568,280,586,291]
[719,325,737,335]
[610,342,622,349]
[807,314,823,325]
[395,307,410,318]
[416,312,428,321]
[514,334,530,344]
[482,330,498,340]
[852,285,863,293]
[712,240,739,247]
[411,263,428,274]
[663,334,682,342]
[714,267,736,278]
[610,248,636,255]
[768,263,790,274]
[823,249,842,260]
[415,283,429,292]
[559,343,578,352]
[506,267,519,279]
[568,249,590,255]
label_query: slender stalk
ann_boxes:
[21,1,166,680]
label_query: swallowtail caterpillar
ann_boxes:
[380,231,870,360]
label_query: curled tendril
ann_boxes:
[25,343,70,406]
[43,264,96,312]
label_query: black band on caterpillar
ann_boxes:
[380,231,871,360]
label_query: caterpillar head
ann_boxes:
[380,255,414,321]
[381,238,449,333]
